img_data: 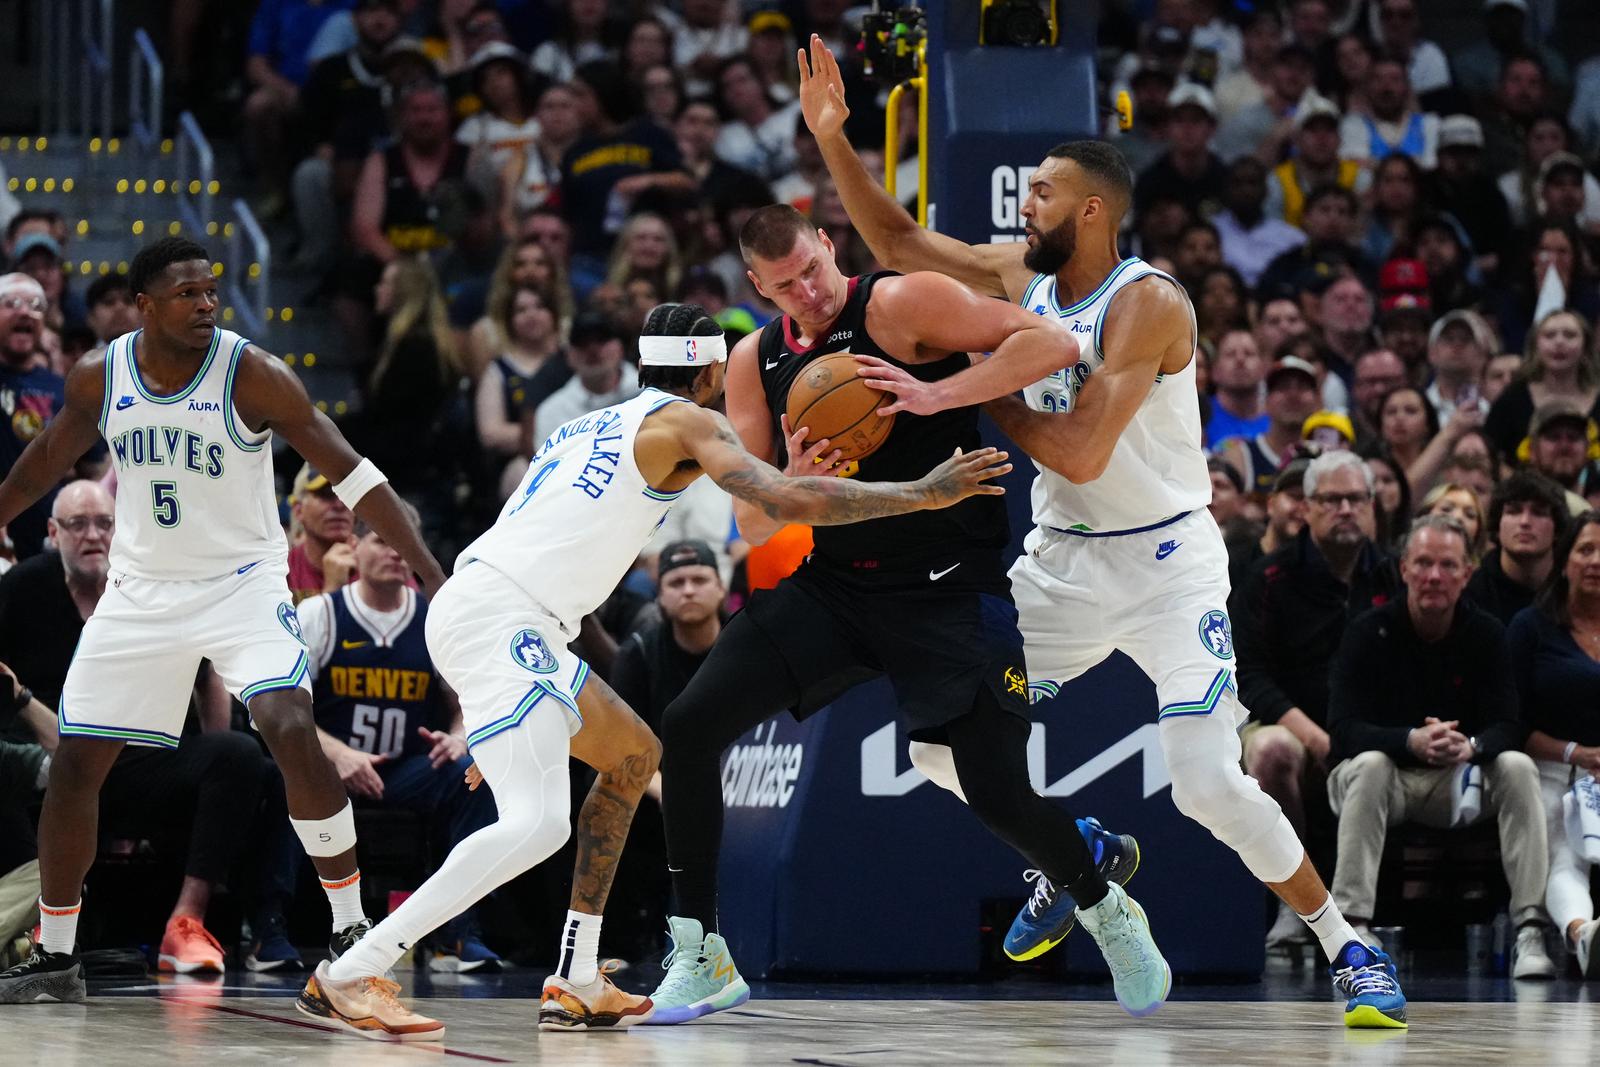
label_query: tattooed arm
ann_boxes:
[677,407,1012,527]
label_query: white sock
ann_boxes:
[321,871,367,931]
[38,898,81,955]
[556,910,603,986]
[1299,896,1363,963]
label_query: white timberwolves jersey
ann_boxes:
[100,328,286,580]
[1019,258,1210,533]
[459,389,690,639]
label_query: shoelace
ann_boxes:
[1021,870,1058,919]
[656,941,712,1001]
[173,917,223,955]
[364,976,409,1012]
[1097,912,1148,976]
[1333,960,1399,998]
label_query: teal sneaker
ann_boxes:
[642,916,751,1025]
[1076,882,1171,1018]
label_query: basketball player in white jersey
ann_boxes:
[299,302,1010,1038]
[798,38,1408,1028]
[0,238,447,1011]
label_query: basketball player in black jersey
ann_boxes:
[646,204,1170,1023]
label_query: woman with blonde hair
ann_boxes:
[1416,482,1488,561]
[467,236,575,377]
[1486,308,1600,460]
[475,285,562,463]
[604,212,681,301]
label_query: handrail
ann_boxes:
[77,0,114,145]
[129,29,165,151]
[175,111,214,235]
[882,41,929,226]
[225,200,272,338]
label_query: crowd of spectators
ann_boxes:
[1,0,1599,978]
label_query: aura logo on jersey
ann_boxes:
[723,721,804,808]
[509,628,559,674]
[1199,609,1233,659]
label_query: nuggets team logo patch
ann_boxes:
[277,603,305,645]
[1199,610,1233,660]
[1003,666,1029,697]
[510,628,559,674]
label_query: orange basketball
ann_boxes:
[784,353,897,463]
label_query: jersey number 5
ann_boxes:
[151,481,181,528]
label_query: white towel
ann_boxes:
[1452,763,1483,826]
[1563,773,1600,865]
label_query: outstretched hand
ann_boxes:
[919,446,1011,507]
[798,34,850,141]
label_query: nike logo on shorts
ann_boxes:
[764,359,781,370]
[341,640,370,650]
[237,560,262,575]
[929,563,961,581]
[1155,540,1181,561]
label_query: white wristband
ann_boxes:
[332,457,387,508]
[1563,741,1578,765]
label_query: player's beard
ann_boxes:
[1023,217,1077,275]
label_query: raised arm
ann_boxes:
[0,353,108,530]
[232,347,448,596]
[798,36,1031,301]
[854,272,1078,415]
[672,405,1010,526]
[984,277,1190,484]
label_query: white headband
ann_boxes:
[638,334,727,367]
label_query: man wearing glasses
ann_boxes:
[0,480,268,973]
[0,275,63,558]
[1230,451,1401,948]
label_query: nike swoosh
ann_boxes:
[398,941,410,952]
[236,560,262,575]
[929,563,961,581]
[341,640,369,649]
[115,397,136,410]
[1155,542,1181,560]
[764,359,781,369]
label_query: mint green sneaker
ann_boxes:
[641,916,751,1025]
[1076,882,1172,1017]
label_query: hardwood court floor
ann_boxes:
[13,977,1599,1066]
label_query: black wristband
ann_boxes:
[11,685,31,713]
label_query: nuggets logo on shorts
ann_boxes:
[1199,609,1233,660]
[510,628,559,674]
[277,602,305,644]
[1003,666,1028,696]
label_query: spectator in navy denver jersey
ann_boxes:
[250,508,501,973]
[0,275,63,558]
[607,539,725,960]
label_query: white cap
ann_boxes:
[1166,83,1218,121]
[1437,114,1485,150]
[1293,93,1342,132]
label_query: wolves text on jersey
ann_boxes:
[108,424,226,477]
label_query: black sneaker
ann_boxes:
[329,919,374,961]
[0,949,86,1004]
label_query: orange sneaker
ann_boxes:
[297,961,444,1042]
[158,916,225,974]
[539,964,655,1031]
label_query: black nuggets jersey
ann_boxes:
[754,272,1009,583]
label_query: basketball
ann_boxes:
[784,353,896,463]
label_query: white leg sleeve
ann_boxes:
[908,740,968,803]
[1541,760,1595,933]
[327,710,572,980]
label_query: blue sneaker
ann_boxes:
[245,914,303,973]
[1330,941,1407,1029]
[1077,882,1171,1017]
[1004,817,1141,961]
[429,936,503,974]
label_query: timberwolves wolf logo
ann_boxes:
[510,628,559,674]
[1199,610,1233,660]
[277,603,305,645]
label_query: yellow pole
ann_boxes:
[885,80,906,199]
[915,40,929,226]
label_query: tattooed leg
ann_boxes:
[569,672,664,916]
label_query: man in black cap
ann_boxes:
[1526,401,1595,508]
[531,312,638,446]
